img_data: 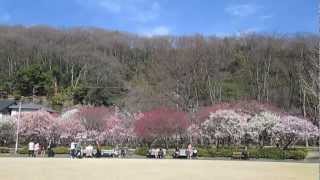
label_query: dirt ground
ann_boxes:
[0,158,318,180]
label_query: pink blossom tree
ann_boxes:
[60,106,135,146]
[134,107,189,148]
[58,115,85,144]
[18,111,59,144]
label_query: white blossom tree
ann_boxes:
[246,111,280,147]
[272,116,318,149]
[201,110,250,147]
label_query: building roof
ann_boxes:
[9,103,56,113]
[0,99,16,112]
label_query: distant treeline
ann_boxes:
[0,26,318,121]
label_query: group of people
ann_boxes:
[147,148,166,159]
[28,141,45,157]
[173,144,198,159]
[70,141,101,158]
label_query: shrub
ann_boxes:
[18,146,28,154]
[248,147,307,160]
[135,147,148,156]
[285,149,307,160]
[256,148,285,159]
[215,148,234,157]
[197,148,211,157]
[0,147,10,153]
[195,147,308,160]
[53,146,69,154]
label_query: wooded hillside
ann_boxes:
[0,26,318,121]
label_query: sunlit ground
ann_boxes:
[0,158,317,180]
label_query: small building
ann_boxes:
[9,103,57,116]
[0,99,16,115]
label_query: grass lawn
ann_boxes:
[0,158,317,180]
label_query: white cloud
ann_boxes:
[77,0,161,23]
[225,4,259,17]
[140,26,170,37]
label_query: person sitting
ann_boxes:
[155,148,160,159]
[241,146,249,160]
[75,143,82,158]
[86,144,93,158]
[70,142,76,158]
[173,147,179,158]
[158,148,164,159]
[192,148,198,158]
[120,148,126,158]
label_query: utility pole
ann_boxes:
[14,101,22,154]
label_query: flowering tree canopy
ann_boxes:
[58,115,85,142]
[18,111,59,143]
[134,107,189,145]
[0,115,15,146]
[195,100,281,123]
[272,115,318,149]
[201,109,250,146]
[1,101,316,148]
[246,111,280,146]
[59,106,134,145]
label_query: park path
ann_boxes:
[304,148,319,163]
[0,158,318,180]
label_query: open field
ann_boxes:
[0,158,318,180]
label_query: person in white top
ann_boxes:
[70,142,76,158]
[85,144,93,158]
[34,143,40,157]
[28,141,35,157]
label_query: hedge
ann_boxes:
[17,146,71,154]
[53,146,69,154]
[18,146,28,154]
[135,147,148,156]
[197,147,308,160]
[0,147,10,153]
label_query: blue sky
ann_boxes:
[0,0,317,36]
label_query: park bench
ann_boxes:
[232,151,249,160]
[101,149,119,158]
[232,152,243,159]
[172,148,198,159]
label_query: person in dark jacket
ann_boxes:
[95,141,101,158]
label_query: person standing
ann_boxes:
[187,144,193,159]
[95,141,101,158]
[47,140,55,157]
[40,144,46,157]
[28,141,35,157]
[34,143,40,157]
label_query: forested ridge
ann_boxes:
[0,25,318,121]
